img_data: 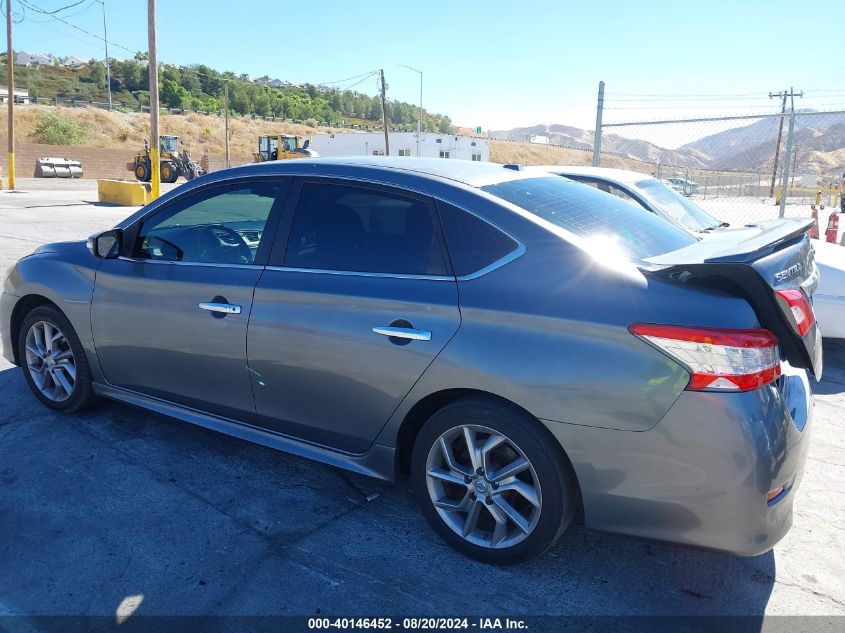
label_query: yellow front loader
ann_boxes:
[253,135,319,162]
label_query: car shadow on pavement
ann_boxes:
[0,365,775,621]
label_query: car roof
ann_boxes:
[210,156,539,188]
[529,165,657,185]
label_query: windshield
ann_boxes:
[482,177,695,260]
[160,136,179,153]
[634,179,722,233]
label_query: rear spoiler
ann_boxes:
[639,218,822,379]
[643,218,814,267]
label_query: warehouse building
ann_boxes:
[308,132,488,162]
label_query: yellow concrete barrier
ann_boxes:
[97,179,151,206]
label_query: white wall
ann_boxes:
[308,132,489,162]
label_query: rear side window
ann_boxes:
[284,182,448,276]
[482,177,695,259]
[438,203,518,276]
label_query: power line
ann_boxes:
[18,0,136,54]
[25,0,89,15]
[316,70,379,86]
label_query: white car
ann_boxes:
[535,165,845,339]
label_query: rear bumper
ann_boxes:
[1,292,16,365]
[543,362,813,556]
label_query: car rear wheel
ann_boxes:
[411,396,577,565]
[17,306,95,413]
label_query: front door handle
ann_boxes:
[199,302,242,315]
[372,326,431,341]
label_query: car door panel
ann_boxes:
[92,261,262,418]
[248,272,460,452]
[91,178,288,420]
[246,178,461,453]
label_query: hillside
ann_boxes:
[492,115,845,176]
[0,105,363,158]
[490,123,708,168]
[1,58,454,134]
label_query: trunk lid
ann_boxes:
[643,218,823,380]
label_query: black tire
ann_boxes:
[17,305,95,413]
[411,396,577,565]
[161,161,178,183]
[135,161,151,182]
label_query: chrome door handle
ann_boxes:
[199,302,242,315]
[372,326,431,341]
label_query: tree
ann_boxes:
[437,116,453,134]
[88,62,106,90]
[161,78,188,109]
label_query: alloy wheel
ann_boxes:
[425,424,542,549]
[24,321,77,403]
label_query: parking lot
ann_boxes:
[0,180,844,621]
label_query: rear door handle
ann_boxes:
[372,326,431,341]
[199,302,242,315]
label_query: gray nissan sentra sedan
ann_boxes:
[1,157,822,564]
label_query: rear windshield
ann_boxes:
[482,177,695,259]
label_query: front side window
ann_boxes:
[482,177,695,260]
[135,182,280,264]
[284,182,447,276]
[439,151,450,159]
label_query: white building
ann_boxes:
[0,86,31,104]
[62,56,88,68]
[15,51,53,66]
[308,132,489,162]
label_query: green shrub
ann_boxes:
[304,117,318,128]
[34,110,88,145]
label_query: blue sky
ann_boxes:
[11,0,845,133]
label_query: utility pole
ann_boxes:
[147,0,160,199]
[399,65,422,156]
[6,0,15,190]
[768,90,788,197]
[791,143,799,188]
[224,83,230,168]
[592,80,604,167]
[778,87,803,219]
[379,68,389,156]
[99,0,112,109]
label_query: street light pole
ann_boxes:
[99,0,112,109]
[399,65,422,157]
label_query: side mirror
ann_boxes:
[87,228,123,259]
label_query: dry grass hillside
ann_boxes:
[0,105,359,158]
[0,105,658,173]
[489,139,655,174]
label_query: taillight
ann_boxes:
[629,324,781,392]
[775,289,815,337]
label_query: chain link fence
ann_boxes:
[596,110,845,232]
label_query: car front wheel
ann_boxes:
[411,396,577,565]
[17,305,95,413]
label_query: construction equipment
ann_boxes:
[129,135,203,184]
[254,135,319,162]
